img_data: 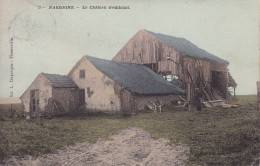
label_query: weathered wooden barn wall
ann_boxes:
[20,74,53,113]
[68,58,121,113]
[113,30,229,101]
[51,88,80,114]
[178,56,228,101]
[113,30,180,66]
[134,94,178,111]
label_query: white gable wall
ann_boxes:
[69,58,121,113]
[20,74,53,113]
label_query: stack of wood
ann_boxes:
[185,61,214,102]
[212,88,224,100]
[196,62,214,101]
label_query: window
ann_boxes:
[30,89,39,112]
[79,70,85,78]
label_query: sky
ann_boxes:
[0,0,259,98]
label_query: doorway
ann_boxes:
[211,71,225,99]
[30,89,39,113]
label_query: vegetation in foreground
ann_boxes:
[0,95,259,165]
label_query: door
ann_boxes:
[79,89,85,105]
[30,89,40,113]
[120,89,135,115]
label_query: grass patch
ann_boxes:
[0,95,259,165]
[0,104,24,120]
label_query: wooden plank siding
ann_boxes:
[113,30,179,65]
[113,30,229,101]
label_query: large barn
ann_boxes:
[68,56,185,115]
[112,29,237,102]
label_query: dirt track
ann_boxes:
[2,127,189,166]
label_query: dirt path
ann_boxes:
[2,127,189,166]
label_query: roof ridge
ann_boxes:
[144,29,229,64]
[86,55,150,68]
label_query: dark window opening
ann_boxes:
[79,89,85,105]
[212,71,225,99]
[79,70,85,78]
[30,89,39,113]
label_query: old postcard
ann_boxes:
[0,0,259,165]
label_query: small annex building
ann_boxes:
[68,56,185,115]
[20,73,83,117]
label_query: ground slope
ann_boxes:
[2,128,189,166]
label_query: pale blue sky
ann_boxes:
[0,0,259,98]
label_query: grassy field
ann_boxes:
[0,95,259,165]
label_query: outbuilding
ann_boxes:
[20,73,83,117]
[68,56,185,115]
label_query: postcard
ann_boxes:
[0,0,259,165]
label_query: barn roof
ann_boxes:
[85,56,185,95]
[41,73,78,88]
[144,30,229,65]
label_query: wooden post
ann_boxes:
[234,87,236,98]
[225,71,229,100]
[187,83,191,102]
[257,81,260,111]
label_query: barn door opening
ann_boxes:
[30,89,39,113]
[211,71,225,99]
